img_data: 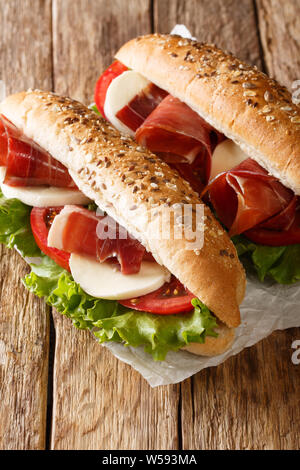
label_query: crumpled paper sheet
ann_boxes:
[104,274,300,386]
[103,25,300,386]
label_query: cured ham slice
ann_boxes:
[96,62,223,193]
[244,211,300,246]
[0,115,76,188]
[209,158,300,245]
[48,205,149,274]
[135,95,223,193]
[116,83,168,132]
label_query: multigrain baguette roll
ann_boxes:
[116,33,300,195]
[0,90,246,346]
[182,323,235,357]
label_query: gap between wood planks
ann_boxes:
[253,0,268,73]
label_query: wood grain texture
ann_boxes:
[0,0,52,450]
[256,0,300,88]
[155,0,300,450]
[181,329,300,450]
[0,249,50,450]
[0,0,53,93]
[52,0,153,103]
[51,312,179,450]
[154,0,262,67]
[51,0,180,450]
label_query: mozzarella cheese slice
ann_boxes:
[210,140,248,181]
[104,70,150,136]
[47,205,84,249]
[69,254,171,300]
[0,167,91,207]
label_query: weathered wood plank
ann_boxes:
[181,329,300,449]
[154,0,300,450]
[0,0,53,450]
[0,0,53,93]
[0,249,50,450]
[256,0,300,88]
[153,0,262,66]
[53,0,153,103]
[51,0,180,450]
[51,312,179,450]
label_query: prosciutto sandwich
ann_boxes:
[94,33,300,285]
[0,89,246,360]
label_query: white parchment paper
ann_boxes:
[104,273,300,386]
[102,25,300,386]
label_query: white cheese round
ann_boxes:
[210,140,248,181]
[0,167,91,206]
[104,70,150,136]
[69,254,171,300]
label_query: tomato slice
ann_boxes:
[119,276,195,314]
[0,119,8,165]
[94,60,128,119]
[30,207,71,271]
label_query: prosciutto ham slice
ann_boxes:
[97,63,299,247]
[135,95,223,193]
[96,62,223,193]
[209,158,300,246]
[116,83,168,132]
[0,115,76,188]
[48,205,151,274]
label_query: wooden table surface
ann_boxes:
[0,0,299,450]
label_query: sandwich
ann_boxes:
[0,89,246,360]
[93,33,300,285]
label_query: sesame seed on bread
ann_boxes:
[116,33,300,195]
[0,90,246,333]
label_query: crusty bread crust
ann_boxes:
[116,34,300,195]
[182,323,235,356]
[0,90,245,327]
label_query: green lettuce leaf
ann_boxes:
[88,103,102,117]
[0,190,218,360]
[0,191,41,257]
[232,234,300,284]
[24,261,218,360]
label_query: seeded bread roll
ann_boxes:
[116,33,300,195]
[182,323,235,356]
[0,90,245,335]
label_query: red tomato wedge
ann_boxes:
[30,207,71,271]
[0,119,8,165]
[94,60,128,118]
[119,276,194,314]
